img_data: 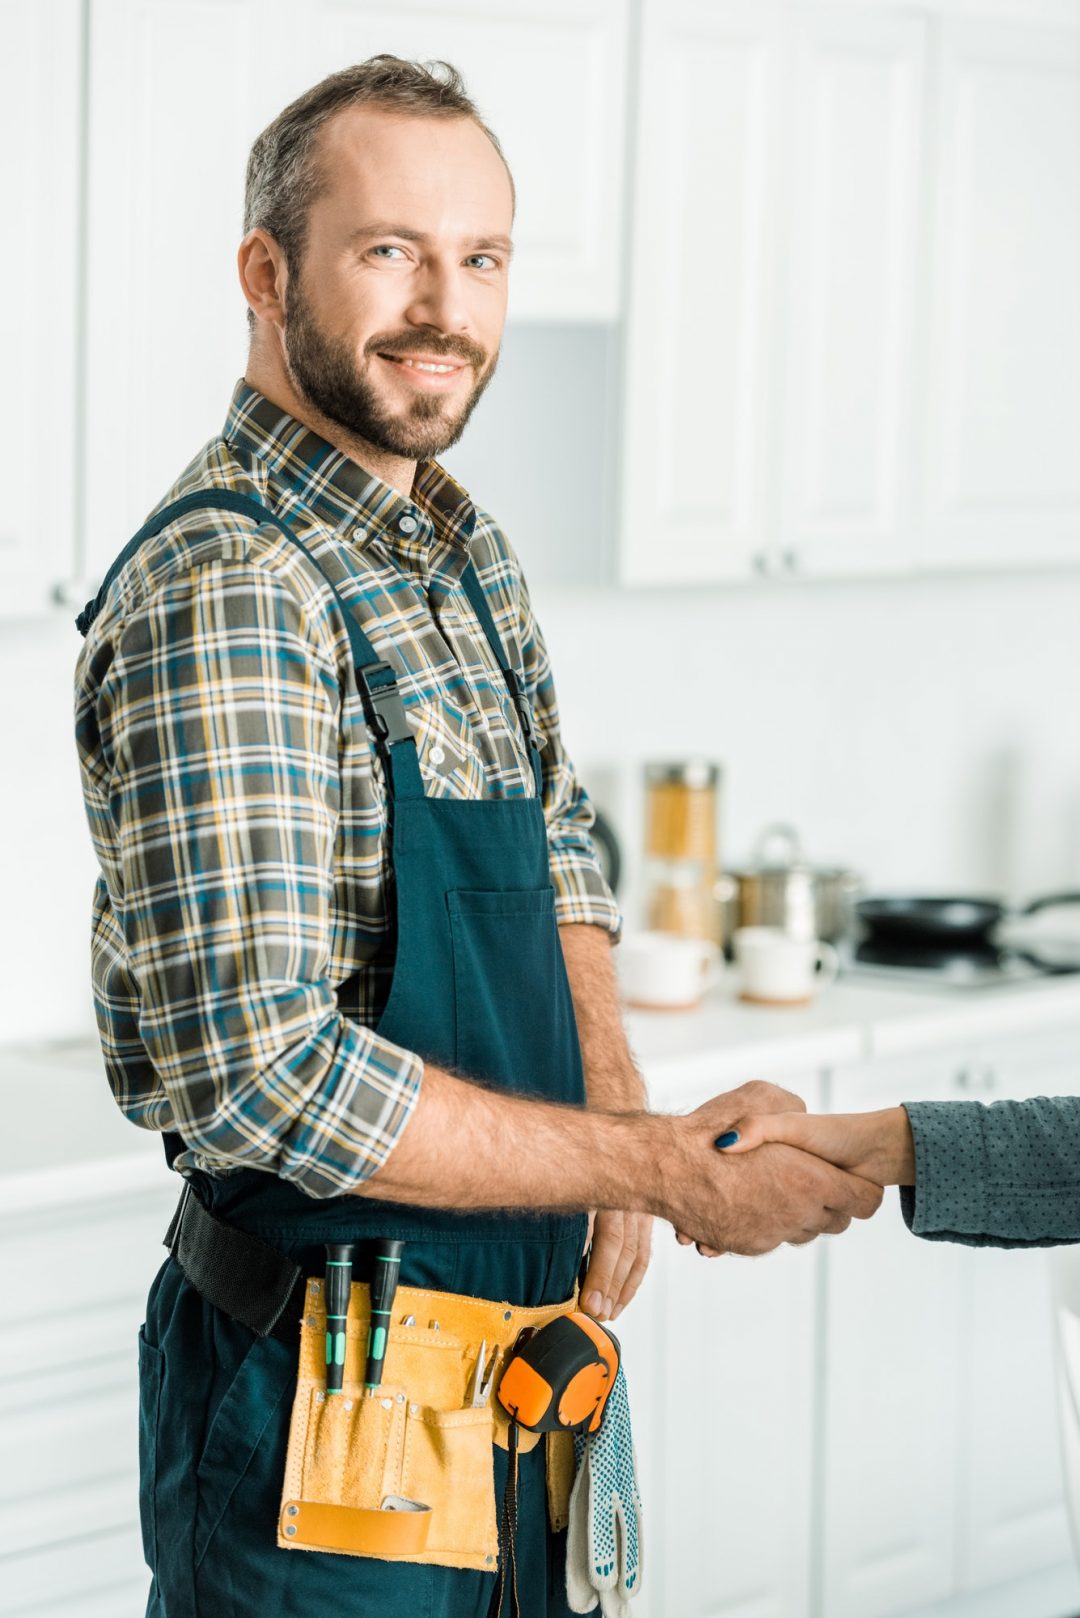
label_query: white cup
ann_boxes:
[733,926,839,1006]
[616,930,722,1011]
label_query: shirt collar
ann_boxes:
[221,378,478,560]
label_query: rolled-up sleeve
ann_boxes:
[900,1095,1080,1248]
[93,556,422,1199]
[517,570,622,939]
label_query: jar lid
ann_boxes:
[644,760,720,789]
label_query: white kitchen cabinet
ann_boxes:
[619,0,1080,590]
[623,1067,822,1618]
[820,1054,966,1618]
[919,13,1080,571]
[81,0,274,588]
[0,1165,178,1618]
[0,0,81,617]
[619,0,787,586]
[81,0,628,592]
[777,6,926,580]
[953,1028,1080,1597]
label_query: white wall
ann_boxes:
[4,323,1079,1045]
[5,559,1080,1046]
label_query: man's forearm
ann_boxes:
[559,922,646,1111]
[360,1062,667,1212]
[360,1068,884,1254]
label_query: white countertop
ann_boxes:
[624,967,1080,1091]
[4,970,1080,1204]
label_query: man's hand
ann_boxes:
[662,1081,884,1256]
[675,1079,806,1256]
[580,1209,653,1322]
[714,1104,916,1187]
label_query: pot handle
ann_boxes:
[752,822,804,869]
[1020,892,1080,918]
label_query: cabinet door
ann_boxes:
[0,0,81,616]
[82,0,280,587]
[777,7,925,580]
[628,1068,820,1618]
[821,1056,964,1618]
[619,0,786,586]
[954,1027,1080,1596]
[921,15,1080,570]
[0,1176,178,1618]
[283,0,629,324]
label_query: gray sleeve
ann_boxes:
[898,1096,1080,1248]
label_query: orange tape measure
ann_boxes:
[497,1312,620,1435]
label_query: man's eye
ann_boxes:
[367,246,499,270]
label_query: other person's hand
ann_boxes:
[664,1081,884,1256]
[713,1104,916,1187]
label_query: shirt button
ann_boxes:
[398,514,418,535]
[429,746,446,766]
[352,525,364,541]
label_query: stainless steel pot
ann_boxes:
[716,824,862,951]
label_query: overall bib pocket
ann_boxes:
[448,888,569,1099]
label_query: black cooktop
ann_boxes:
[842,934,1080,990]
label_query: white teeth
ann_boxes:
[387,357,459,373]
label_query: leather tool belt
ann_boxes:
[163,1183,578,1570]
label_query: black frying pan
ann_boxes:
[857,891,1080,945]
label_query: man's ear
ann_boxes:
[238,228,288,330]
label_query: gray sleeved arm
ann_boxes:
[899,1095,1080,1248]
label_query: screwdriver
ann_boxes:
[364,1239,406,1394]
[324,1242,355,1395]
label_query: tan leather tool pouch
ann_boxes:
[277,1278,576,1571]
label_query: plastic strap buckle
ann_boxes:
[503,668,543,754]
[357,662,412,746]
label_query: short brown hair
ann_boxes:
[242,54,515,332]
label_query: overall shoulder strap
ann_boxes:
[75,489,423,799]
[459,562,544,796]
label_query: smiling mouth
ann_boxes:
[378,354,468,375]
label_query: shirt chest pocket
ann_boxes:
[411,698,485,798]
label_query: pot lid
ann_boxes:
[730,823,859,882]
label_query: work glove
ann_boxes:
[565,1365,643,1617]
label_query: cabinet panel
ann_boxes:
[287,0,628,323]
[0,1182,176,1618]
[956,1034,1080,1593]
[620,0,785,585]
[632,1069,820,1618]
[921,17,1080,568]
[0,0,81,615]
[779,7,925,577]
[82,0,271,586]
[821,1056,964,1618]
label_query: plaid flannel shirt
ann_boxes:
[74,379,620,1199]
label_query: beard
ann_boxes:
[281,271,499,461]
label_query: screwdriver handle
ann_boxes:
[324,1243,354,1394]
[365,1240,406,1392]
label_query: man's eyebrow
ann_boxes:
[348,222,514,258]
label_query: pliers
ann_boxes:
[468,1339,500,1407]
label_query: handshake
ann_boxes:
[663,1080,914,1258]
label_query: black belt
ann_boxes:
[163,1181,307,1343]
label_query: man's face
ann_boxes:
[280,106,513,463]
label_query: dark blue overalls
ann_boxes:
[83,493,589,1618]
